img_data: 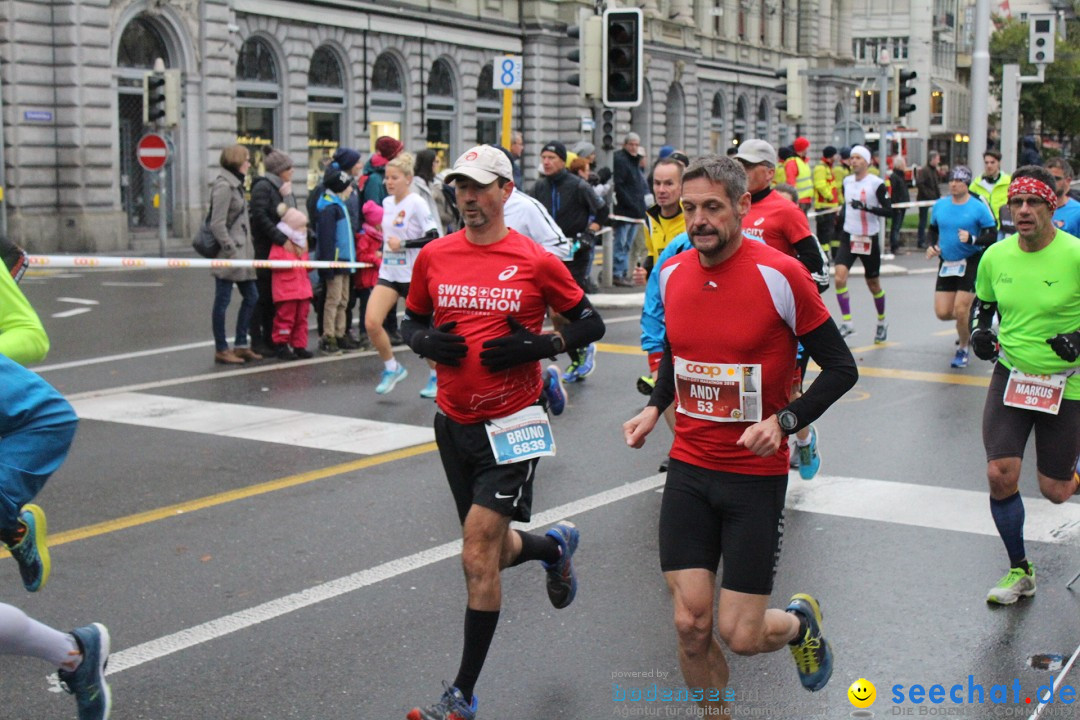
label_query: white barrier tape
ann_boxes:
[28,255,373,270]
[609,215,647,224]
[807,199,936,219]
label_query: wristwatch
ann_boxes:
[550,334,566,354]
[777,409,799,434]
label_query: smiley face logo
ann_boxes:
[848,678,876,708]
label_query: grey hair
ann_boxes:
[682,154,747,205]
[1045,156,1074,180]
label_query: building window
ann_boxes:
[426,59,457,167]
[930,87,944,126]
[734,94,749,146]
[476,64,501,146]
[236,37,281,183]
[710,92,727,154]
[756,97,770,141]
[117,17,169,69]
[712,0,726,37]
[667,83,685,149]
[370,52,405,153]
[307,46,346,190]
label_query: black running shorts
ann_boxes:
[434,411,537,524]
[982,362,1080,481]
[834,234,882,279]
[376,278,410,296]
[658,459,787,595]
[934,252,981,293]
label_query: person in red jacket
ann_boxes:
[351,200,384,350]
[269,204,314,360]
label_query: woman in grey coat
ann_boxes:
[208,144,261,364]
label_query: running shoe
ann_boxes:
[563,348,585,383]
[797,426,821,481]
[950,348,969,368]
[375,365,408,394]
[58,623,111,720]
[419,375,438,399]
[543,365,566,416]
[839,322,855,338]
[787,593,833,692]
[789,437,799,469]
[542,522,579,609]
[577,343,597,378]
[6,504,49,592]
[874,322,888,344]
[407,681,477,720]
[987,566,1036,605]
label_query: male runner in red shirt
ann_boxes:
[402,145,605,720]
[623,154,856,713]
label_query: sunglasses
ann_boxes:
[1006,196,1048,209]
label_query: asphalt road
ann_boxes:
[4,254,1080,720]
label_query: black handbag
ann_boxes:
[191,207,220,258]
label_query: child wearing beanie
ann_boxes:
[351,200,384,350]
[268,203,314,360]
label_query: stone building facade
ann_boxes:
[0,0,860,252]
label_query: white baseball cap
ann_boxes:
[445,145,513,185]
[733,139,778,167]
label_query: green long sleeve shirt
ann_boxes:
[0,267,48,365]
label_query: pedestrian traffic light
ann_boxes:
[601,108,616,151]
[142,69,181,127]
[602,7,643,108]
[567,15,602,99]
[892,66,917,120]
[1029,13,1056,65]
[775,58,807,121]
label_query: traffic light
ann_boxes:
[1029,13,1056,65]
[602,7,643,108]
[567,15,602,98]
[892,66,917,120]
[775,58,807,121]
[601,108,616,151]
[142,69,181,127]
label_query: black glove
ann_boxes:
[479,316,558,371]
[408,321,468,366]
[1047,332,1080,363]
[971,328,999,361]
[0,236,28,284]
[849,199,866,211]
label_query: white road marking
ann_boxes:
[70,392,435,455]
[56,297,99,305]
[51,308,93,318]
[102,471,1080,677]
[101,281,164,287]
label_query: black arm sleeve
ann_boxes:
[647,339,676,412]
[928,224,939,246]
[400,307,433,349]
[792,236,825,277]
[973,298,998,332]
[974,226,997,247]
[782,319,858,433]
[558,296,605,351]
[403,228,441,249]
[867,183,893,217]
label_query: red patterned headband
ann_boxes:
[1007,177,1057,211]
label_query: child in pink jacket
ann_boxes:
[269,204,314,360]
[353,200,383,348]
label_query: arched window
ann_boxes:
[476,64,501,145]
[734,95,749,146]
[756,97,770,140]
[117,17,169,69]
[426,59,458,166]
[710,92,726,154]
[236,37,281,180]
[835,101,847,125]
[370,52,405,154]
[666,83,685,150]
[307,46,346,189]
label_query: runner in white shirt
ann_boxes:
[363,152,441,397]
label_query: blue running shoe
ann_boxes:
[406,681,477,720]
[562,348,584,383]
[950,347,969,368]
[58,623,111,720]
[7,504,49,592]
[577,343,597,379]
[797,426,821,481]
[787,594,832,692]
[419,374,438,399]
[542,522,579,609]
[375,364,408,395]
[543,365,566,416]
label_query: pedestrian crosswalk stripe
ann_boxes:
[70,392,434,455]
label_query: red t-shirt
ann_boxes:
[406,228,584,424]
[740,190,812,257]
[658,239,831,474]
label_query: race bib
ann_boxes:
[383,249,407,266]
[939,259,967,278]
[1002,368,1066,415]
[850,235,872,255]
[674,357,763,423]
[485,405,556,464]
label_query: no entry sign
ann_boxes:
[137,133,169,172]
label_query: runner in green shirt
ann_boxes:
[970,166,1080,605]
